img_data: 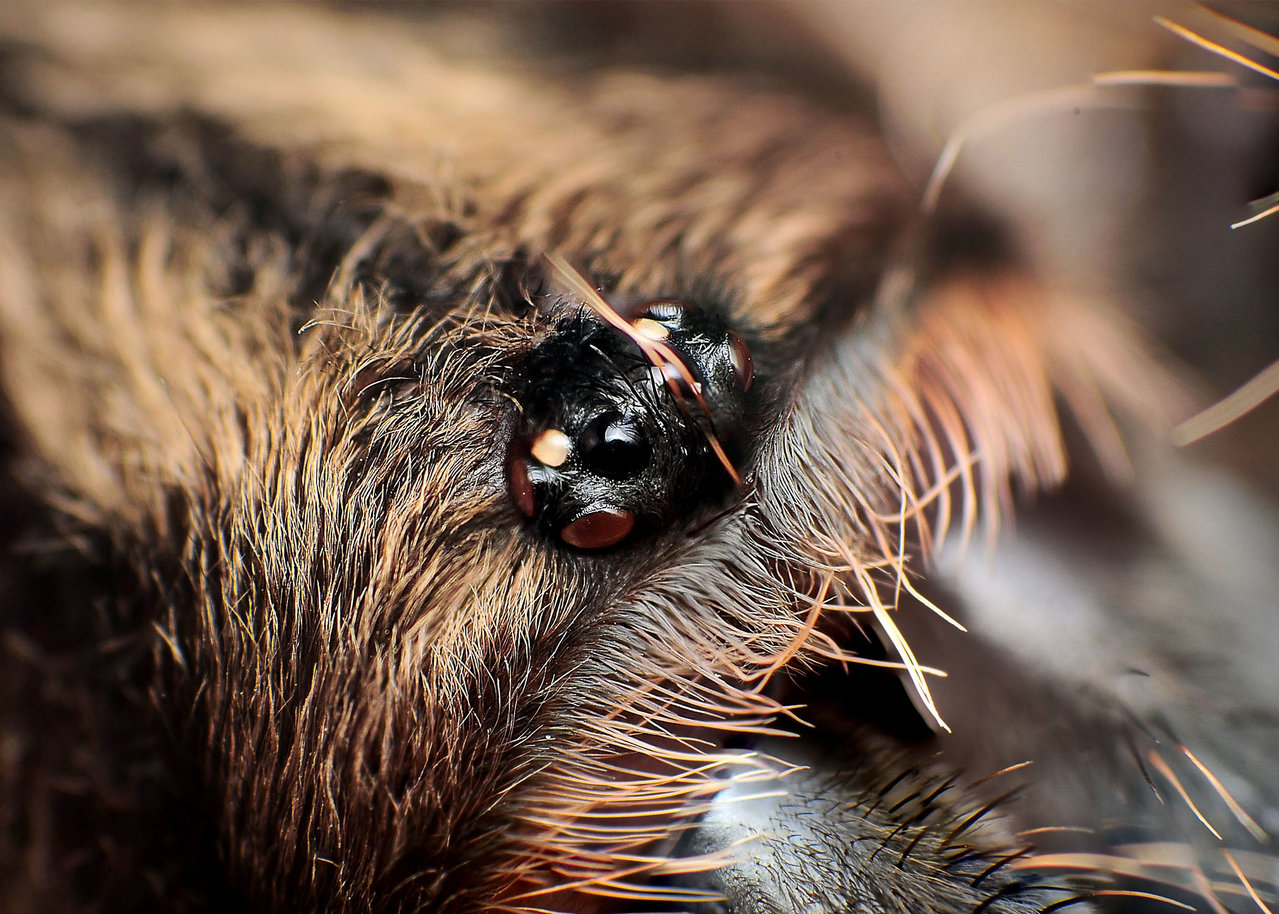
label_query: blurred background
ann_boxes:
[408,0,1279,496]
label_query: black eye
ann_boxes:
[578,412,650,480]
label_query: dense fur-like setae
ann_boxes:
[1,5,1277,914]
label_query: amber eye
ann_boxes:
[728,331,753,391]
[507,456,537,518]
[560,509,635,550]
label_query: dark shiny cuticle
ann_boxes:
[508,297,754,551]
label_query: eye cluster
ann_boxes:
[507,300,755,550]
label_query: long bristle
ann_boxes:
[1156,15,1279,84]
[496,263,1179,909]
[544,252,744,486]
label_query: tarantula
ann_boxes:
[1,4,1277,913]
